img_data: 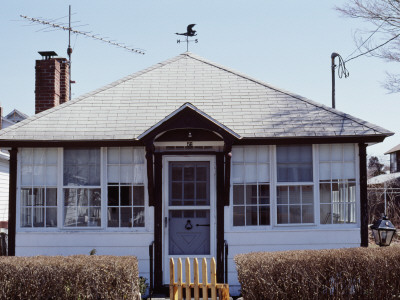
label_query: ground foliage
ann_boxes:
[0,255,139,299]
[235,246,400,299]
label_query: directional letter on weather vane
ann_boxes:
[176,24,198,51]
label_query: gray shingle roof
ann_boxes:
[385,144,400,154]
[0,52,393,141]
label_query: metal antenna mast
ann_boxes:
[67,5,72,100]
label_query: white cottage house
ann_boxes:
[0,52,393,295]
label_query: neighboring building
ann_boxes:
[386,144,400,174]
[0,109,29,231]
[0,52,393,295]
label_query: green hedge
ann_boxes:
[235,246,400,299]
[0,255,139,299]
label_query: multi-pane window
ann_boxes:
[107,148,145,228]
[232,146,270,226]
[63,148,101,227]
[276,145,314,224]
[20,148,58,228]
[319,144,356,224]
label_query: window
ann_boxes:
[107,148,145,228]
[319,144,356,224]
[390,153,399,173]
[63,148,101,227]
[232,146,270,226]
[276,145,314,224]
[20,148,58,228]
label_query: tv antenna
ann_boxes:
[20,5,145,100]
[176,24,198,52]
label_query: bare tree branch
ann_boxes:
[337,0,400,93]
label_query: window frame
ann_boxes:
[317,144,359,227]
[230,145,271,229]
[106,147,146,230]
[18,148,59,230]
[274,145,317,227]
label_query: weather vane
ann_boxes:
[176,24,198,51]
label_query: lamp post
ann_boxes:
[370,215,397,247]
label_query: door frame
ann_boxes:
[162,155,216,284]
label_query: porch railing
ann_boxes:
[169,257,229,300]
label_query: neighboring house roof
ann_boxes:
[385,144,400,155]
[368,172,400,185]
[4,109,29,122]
[0,52,393,142]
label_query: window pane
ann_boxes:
[33,207,44,227]
[277,205,288,224]
[343,162,355,180]
[331,163,342,180]
[171,182,182,202]
[46,207,57,227]
[21,207,32,227]
[302,186,313,204]
[64,148,100,186]
[246,185,257,205]
[46,148,58,164]
[21,188,32,206]
[319,144,330,161]
[46,188,57,206]
[196,166,207,181]
[184,166,195,181]
[108,186,119,206]
[33,149,46,164]
[107,148,119,164]
[277,186,288,204]
[319,163,330,180]
[120,148,133,164]
[108,165,119,184]
[245,164,257,183]
[33,166,45,186]
[289,205,301,223]
[172,166,182,181]
[277,145,312,182]
[246,206,258,226]
[331,144,342,161]
[108,207,119,227]
[320,204,332,224]
[343,144,355,161]
[233,206,245,226]
[21,148,33,164]
[233,185,244,205]
[232,164,244,183]
[184,183,195,199]
[21,166,32,186]
[120,207,132,227]
[133,165,144,184]
[120,165,132,184]
[76,207,88,227]
[133,207,145,227]
[244,147,257,163]
[259,206,270,225]
[133,148,145,164]
[257,164,269,182]
[302,205,314,223]
[289,186,300,204]
[257,146,269,163]
[89,189,101,206]
[120,186,131,206]
[46,165,57,186]
[232,147,244,163]
[133,186,144,206]
[259,185,269,204]
[33,188,45,206]
[196,182,207,201]
[320,183,331,204]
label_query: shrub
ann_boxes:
[0,255,139,299]
[235,246,400,300]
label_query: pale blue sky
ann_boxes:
[0,1,398,162]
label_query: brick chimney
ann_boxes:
[35,51,69,114]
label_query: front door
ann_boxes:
[163,156,215,284]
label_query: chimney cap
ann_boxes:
[38,51,58,60]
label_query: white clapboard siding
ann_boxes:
[0,159,9,222]
[224,228,360,294]
[16,232,154,279]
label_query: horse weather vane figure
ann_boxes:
[176,24,198,51]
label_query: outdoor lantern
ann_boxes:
[370,216,397,247]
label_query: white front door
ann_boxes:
[163,156,216,284]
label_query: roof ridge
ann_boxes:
[185,53,393,136]
[0,53,189,137]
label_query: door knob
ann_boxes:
[185,220,193,230]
